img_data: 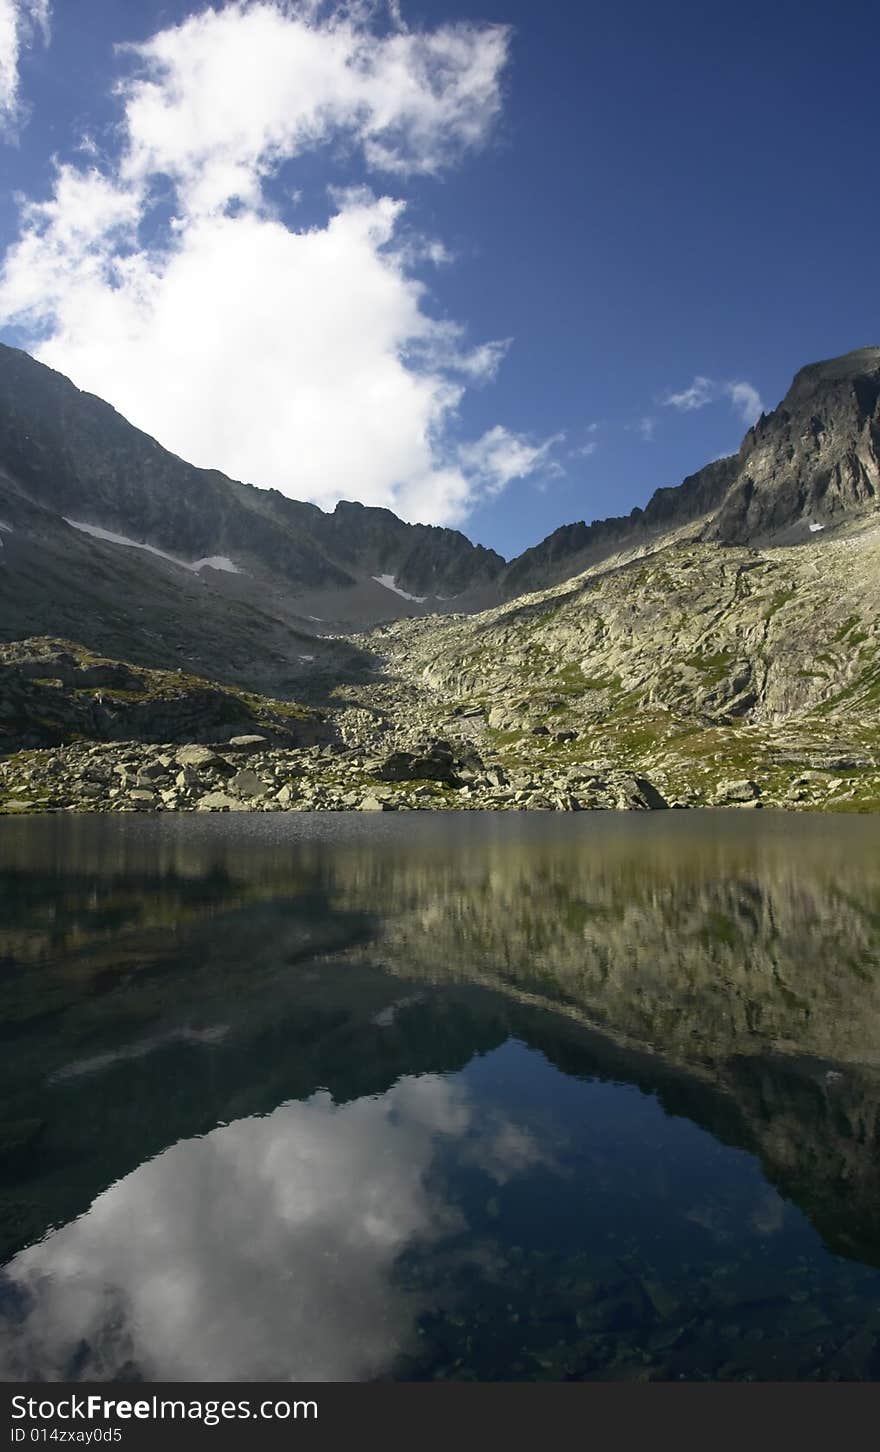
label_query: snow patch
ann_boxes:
[298,654,315,663]
[65,520,240,574]
[65,518,184,563]
[0,520,12,532]
[808,521,825,533]
[191,555,239,573]
[372,574,427,603]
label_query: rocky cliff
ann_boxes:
[710,346,880,544]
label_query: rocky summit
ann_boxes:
[1,344,879,813]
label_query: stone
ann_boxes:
[196,791,250,812]
[360,795,394,811]
[229,769,269,799]
[714,779,761,804]
[176,744,223,769]
[225,735,268,753]
[616,776,669,811]
[375,743,461,786]
[137,760,169,783]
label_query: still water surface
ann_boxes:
[2,811,880,1381]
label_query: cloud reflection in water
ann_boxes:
[0,1071,546,1382]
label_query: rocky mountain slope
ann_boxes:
[5,504,880,814]
[1,343,880,813]
[355,511,880,811]
[489,345,880,597]
[1,342,878,680]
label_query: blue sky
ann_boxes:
[0,0,877,558]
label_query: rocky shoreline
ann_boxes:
[1,731,874,814]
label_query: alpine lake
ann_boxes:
[2,810,880,1383]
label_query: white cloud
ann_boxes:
[635,415,656,442]
[0,1072,548,1381]
[725,379,764,424]
[117,1,511,209]
[663,373,764,427]
[664,375,714,412]
[0,2,556,527]
[0,0,49,127]
[458,424,565,498]
[450,337,512,383]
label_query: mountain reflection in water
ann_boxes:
[2,811,880,1382]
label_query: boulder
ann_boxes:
[616,775,669,811]
[136,761,169,784]
[714,779,761,804]
[375,741,461,786]
[225,735,268,753]
[176,744,224,769]
[488,706,513,730]
[229,769,269,799]
[196,791,250,812]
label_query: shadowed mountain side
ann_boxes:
[0,488,384,702]
[0,341,504,618]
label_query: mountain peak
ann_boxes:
[709,344,880,544]
[787,344,880,391]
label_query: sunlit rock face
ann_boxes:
[711,346,880,545]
